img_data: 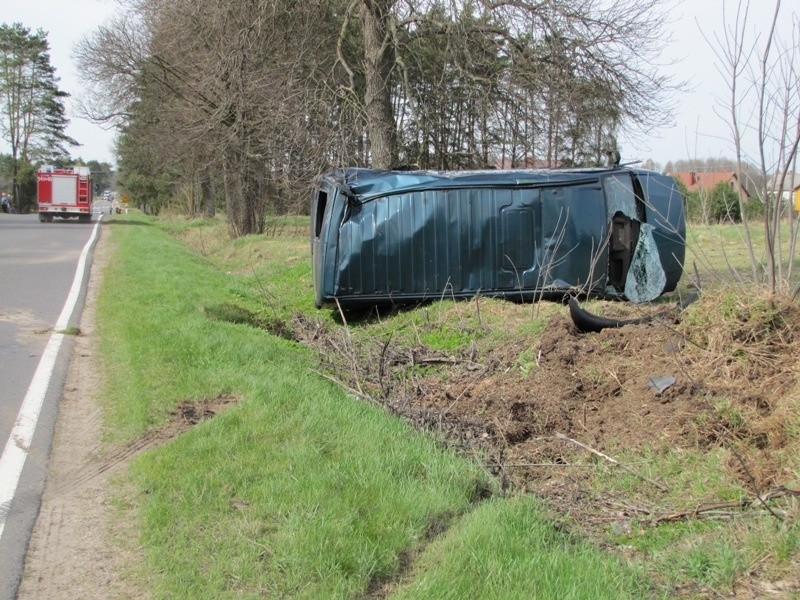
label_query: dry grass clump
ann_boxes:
[675,288,800,487]
[679,288,800,384]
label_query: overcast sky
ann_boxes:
[621,1,797,169]
[1,0,118,164]
[1,0,795,170]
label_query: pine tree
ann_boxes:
[0,23,77,206]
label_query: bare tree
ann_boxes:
[337,0,677,170]
[74,13,148,126]
[711,0,800,293]
[76,0,679,235]
[77,0,347,232]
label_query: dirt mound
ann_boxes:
[295,290,800,503]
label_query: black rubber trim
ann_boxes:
[568,292,699,333]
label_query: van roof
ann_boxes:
[321,166,655,203]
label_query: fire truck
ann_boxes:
[36,165,93,223]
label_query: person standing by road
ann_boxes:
[1,192,9,214]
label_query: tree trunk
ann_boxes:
[359,0,397,169]
[223,149,266,236]
[200,175,215,218]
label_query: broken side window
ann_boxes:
[604,174,640,293]
[602,173,666,302]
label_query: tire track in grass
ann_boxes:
[52,396,239,493]
[362,484,494,599]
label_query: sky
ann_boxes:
[620,1,797,170]
[0,0,795,170]
[1,0,119,165]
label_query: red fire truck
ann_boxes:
[36,166,93,223]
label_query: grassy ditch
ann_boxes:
[164,214,799,598]
[97,214,650,598]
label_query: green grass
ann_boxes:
[683,219,800,289]
[161,214,316,321]
[99,214,650,598]
[391,496,649,600]
[133,392,491,598]
[581,442,800,594]
[640,519,800,592]
[100,215,489,596]
[589,446,745,506]
[96,214,800,598]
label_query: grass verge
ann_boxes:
[98,214,650,598]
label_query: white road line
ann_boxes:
[0,216,103,540]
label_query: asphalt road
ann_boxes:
[0,211,102,600]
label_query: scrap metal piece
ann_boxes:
[648,375,676,394]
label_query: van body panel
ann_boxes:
[311,167,684,308]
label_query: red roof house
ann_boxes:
[670,171,751,199]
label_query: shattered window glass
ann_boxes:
[603,173,666,302]
[624,223,667,302]
[603,174,638,219]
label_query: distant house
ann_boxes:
[670,171,751,200]
[794,184,800,214]
[768,172,800,204]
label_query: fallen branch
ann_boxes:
[335,298,364,396]
[502,462,598,468]
[652,500,752,524]
[648,487,800,525]
[408,349,484,369]
[554,432,669,492]
[413,357,469,365]
[600,487,800,526]
[603,499,654,515]
[313,370,379,407]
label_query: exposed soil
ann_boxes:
[294,295,800,497]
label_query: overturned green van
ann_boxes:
[311,166,685,309]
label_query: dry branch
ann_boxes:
[554,432,669,492]
[649,487,799,525]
